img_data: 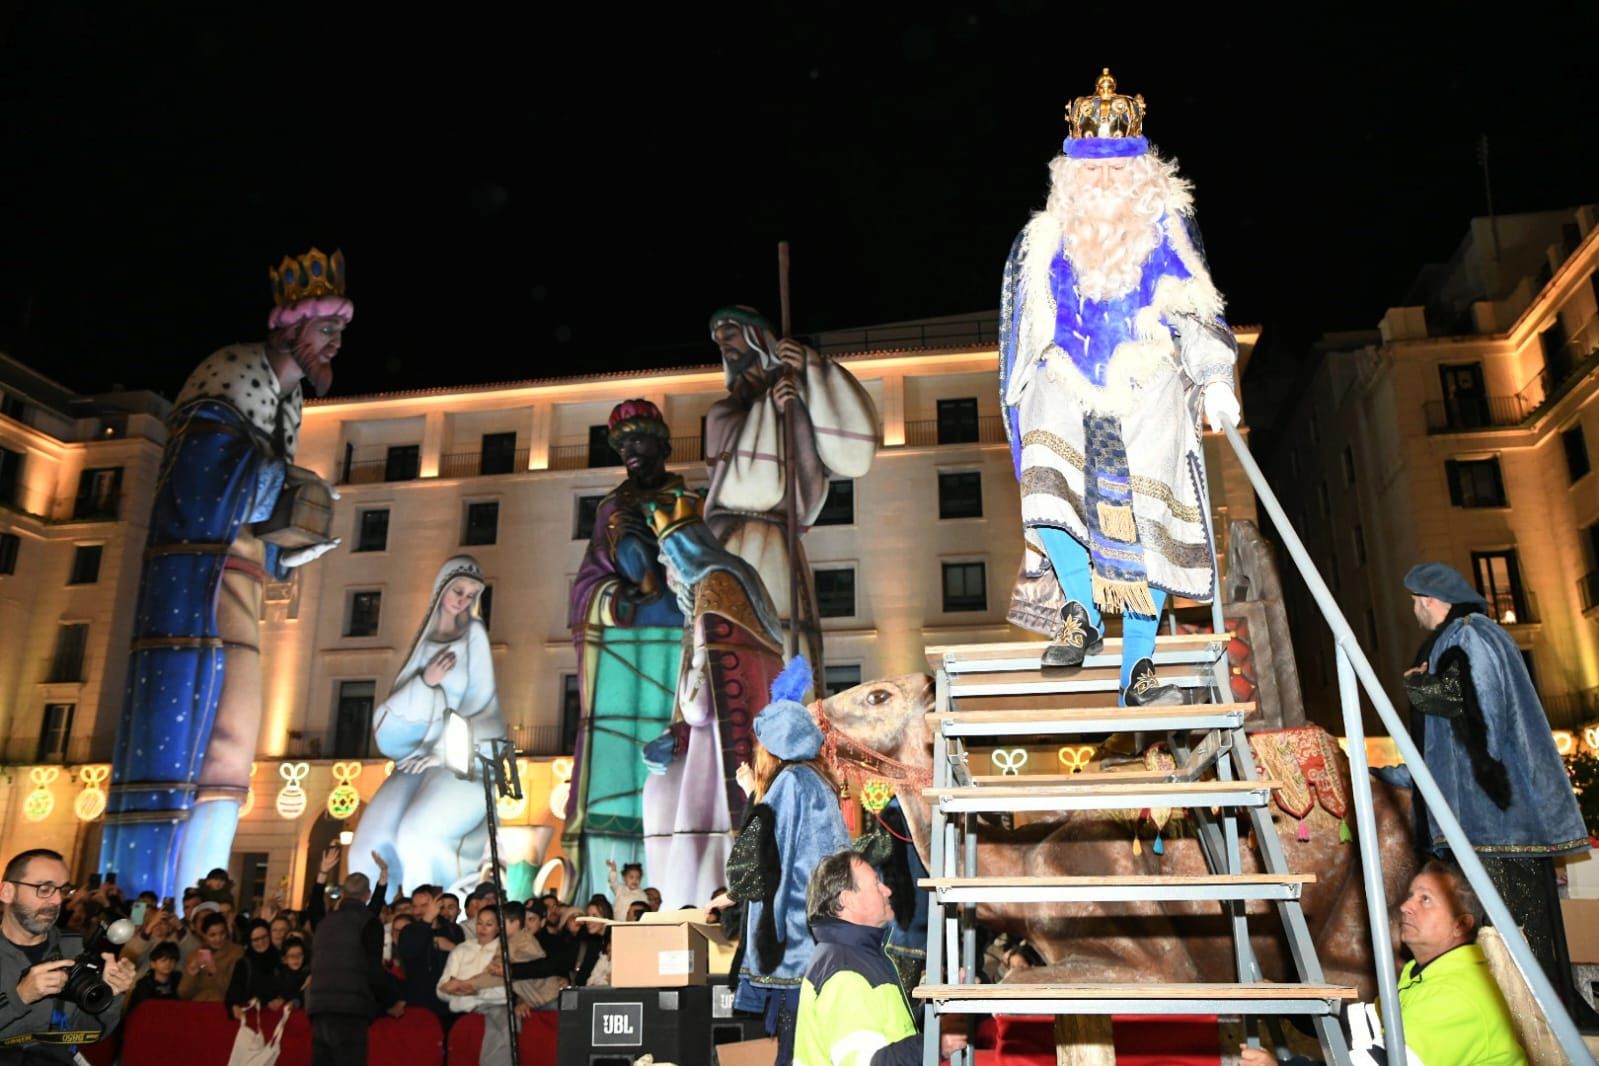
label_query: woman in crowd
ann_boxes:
[225,919,280,1019]
[438,905,513,1066]
[268,934,310,1011]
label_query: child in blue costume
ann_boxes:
[720,657,848,1066]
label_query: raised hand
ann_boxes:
[319,845,341,876]
[422,649,457,687]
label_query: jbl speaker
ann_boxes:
[557,985,714,1066]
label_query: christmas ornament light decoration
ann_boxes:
[548,757,573,818]
[25,767,59,822]
[276,762,310,819]
[327,761,362,820]
[74,766,110,822]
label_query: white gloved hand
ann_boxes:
[1201,381,1241,433]
[282,538,341,569]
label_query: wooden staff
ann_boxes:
[778,240,800,661]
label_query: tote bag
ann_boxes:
[226,1004,291,1066]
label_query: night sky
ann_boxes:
[2,3,1596,415]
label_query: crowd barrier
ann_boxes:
[118,999,448,1066]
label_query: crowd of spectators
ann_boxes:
[11,841,699,1041]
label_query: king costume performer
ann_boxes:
[103,250,350,897]
[1000,69,1241,704]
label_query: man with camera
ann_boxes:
[0,849,135,1062]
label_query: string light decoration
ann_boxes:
[548,757,573,818]
[1058,745,1095,774]
[276,762,310,819]
[1554,731,1576,757]
[327,761,363,820]
[1586,725,1599,753]
[859,779,894,814]
[73,766,110,822]
[991,749,1028,776]
[24,768,59,822]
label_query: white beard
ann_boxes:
[1044,153,1187,301]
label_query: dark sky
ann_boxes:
[2,3,1596,402]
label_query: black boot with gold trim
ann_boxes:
[1122,657,1183,706]
[1042,600,1103,668]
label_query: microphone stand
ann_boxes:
[476,738,522,1061]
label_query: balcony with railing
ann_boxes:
[1425,317,1599,434]
[437,448,531,479]
[0,493,123,524]
[2,735,94,766]
[901,415,1007,447]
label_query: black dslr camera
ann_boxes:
[51,918,134,1014]
[52,946,115,1015]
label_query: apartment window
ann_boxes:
[814,480,854,526]
[1542,318,1573,383]
[385,445,420,482]
[938,471,983,519]
[824,664,862,697]
[1563,424,1590,483]
[464,501,500,545]
[1439,363,1489,429]
[332,681,376,758]
[0,532,17,574]
[73,467,122,520]
[587,425,622,468]
[0,392,23,422]
[942,561,987,612]
[47,623,88,683]
[355,509,389,552]
[1342,446,1356,485]
[35,704,73,763]
[346,591,382,637]
[1472,550,1528,625]
[1445,458,1506,508]
[480,432,518,476]
[560,674,582,755]
[1353,523,1367,567]
[0,447,21,508]
[936,398,980,444]
[68,545,102,585]
[573,495,605,540]
[478,584,494,631]
[814,568,856,618]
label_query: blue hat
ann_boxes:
[1403,563,1487,608]
[753,657,823,761]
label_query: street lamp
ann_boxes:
[442,710,524,1057]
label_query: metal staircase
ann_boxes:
[916,633,1357,1065]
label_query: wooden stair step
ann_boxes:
[919,873,1315,904]
[949,668,1216,697]
[929,702,1254,737]
[929,634,1229,674]
[924,778,1278,813]
[913,982,1356,1015]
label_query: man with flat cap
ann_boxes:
[1399,561,1591,1020]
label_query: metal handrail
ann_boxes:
[1219,418,1595,1065]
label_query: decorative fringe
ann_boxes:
[1338,818,1353,844]
[1152,830,1164,856]
[1296,819,1310,843]
[1091,572,1158,617]
[1131,833,1142,857]
[1096,501,1137,542]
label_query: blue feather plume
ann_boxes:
[770,655,811,703]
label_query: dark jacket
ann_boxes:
[793,917,919,1066]
[127,969,181,1015]
[307,903,387,1018]
[395,919,455,1016]
[0,928,126,1064]
[225,947,280,1009]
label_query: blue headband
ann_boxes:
[1062,135,1149,159]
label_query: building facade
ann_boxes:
[1263,205,1599,731]
[0,317,1258,904]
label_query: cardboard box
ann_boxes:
[603,909,734,988]
[716,1036,779,1066]
[1563,898,1599,964]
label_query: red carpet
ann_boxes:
[970,1014,1221,1065]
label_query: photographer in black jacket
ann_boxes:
[0,849,135,1063]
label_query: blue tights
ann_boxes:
[1037,527,1166,695]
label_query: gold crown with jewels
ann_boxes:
[647,490,706,540]
[269,247,348,308]
[1066,68,1146,139]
